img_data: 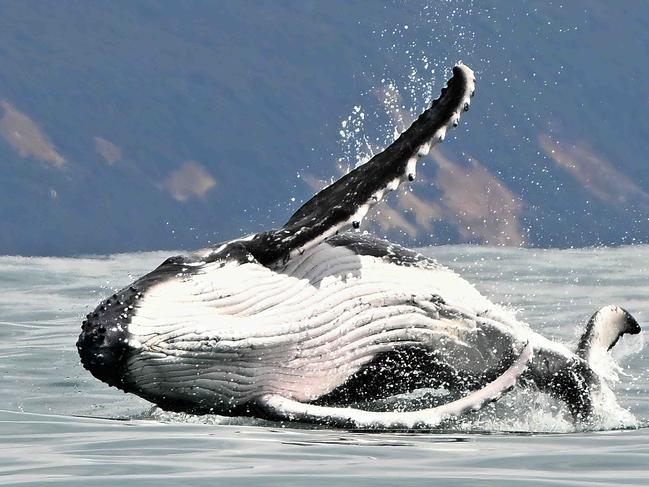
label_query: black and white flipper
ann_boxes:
[247,63,476,265]
[257,343,532,430]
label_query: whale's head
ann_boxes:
[77,252,263,414]
[76,284,140,390]
[76,256,187,394]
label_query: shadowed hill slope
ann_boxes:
[0,1,647,255]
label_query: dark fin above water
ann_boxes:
[247,63,476,266]
[326,231,440,268]
[576,305,642,361]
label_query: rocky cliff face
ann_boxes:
[0,1,647,255]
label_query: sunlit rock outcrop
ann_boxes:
[94,136,122,165]
[161,161,217,203]
[0,100,66,168]
[539,134,649,209]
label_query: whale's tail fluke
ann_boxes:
[576,306,641,362]
[526,307,641,423]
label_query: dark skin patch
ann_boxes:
[315,345,516,408]
[325,232,439,268]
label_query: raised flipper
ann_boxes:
[257,343,532,430]
[247,63,476,266]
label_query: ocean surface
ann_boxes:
[1,245,648,486]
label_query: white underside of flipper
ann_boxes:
[258,343,533,429]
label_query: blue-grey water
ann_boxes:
[1,245,648,485]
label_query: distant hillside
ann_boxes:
[0,1,647,255]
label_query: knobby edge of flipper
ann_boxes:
[256,343,533,430]
[245,62,476,266]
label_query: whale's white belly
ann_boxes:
[124,242,531,407]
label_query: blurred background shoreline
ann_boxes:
[1,1,647,256]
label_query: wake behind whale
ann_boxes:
[76,63,643,430]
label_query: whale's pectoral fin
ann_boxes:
[247,63,476,266]
[257,343,532,430]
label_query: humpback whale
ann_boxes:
[77,63,641,429]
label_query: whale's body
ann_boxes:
[123,234,536,412]
[77,64,640,428]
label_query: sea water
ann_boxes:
[1,245,648,485]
